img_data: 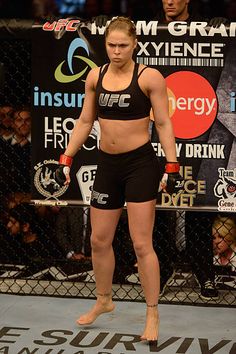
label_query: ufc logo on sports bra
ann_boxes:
[99,93,131,107]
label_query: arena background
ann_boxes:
[0,1,236,308]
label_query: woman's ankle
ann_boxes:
[146,303,158,308]
[96,292,113,304]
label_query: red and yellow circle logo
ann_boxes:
[166,71,218,139]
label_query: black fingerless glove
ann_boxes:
[159,162,184,194]
[55,154,73,186]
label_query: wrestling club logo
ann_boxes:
[34,159,68,199]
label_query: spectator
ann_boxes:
[153,0,227,25]
[10,108,31,146]
[31,0,59,21]
[94,0,227,27]
[5,191,31,209]
[0,105,14,142]
[5,203,44,265]
[6,107,32,194]
[213,215,236,272]
[0,107,31,196]
[5,203,61,266]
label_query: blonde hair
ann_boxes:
[105,16,137,41]
[212,215,236,244]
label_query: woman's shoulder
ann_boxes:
[91,63,109,73]
[138,64,165,84]
[86,64,109,90]
[88,65,100,76]
[85,66,101,86]
[87,64,108,79]
[138,64,163,77]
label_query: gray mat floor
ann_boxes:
[0,293,235,354]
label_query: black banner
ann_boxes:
[31,20,236,211]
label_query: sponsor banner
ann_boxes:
[0,323,235,353]
[31,20,236,210]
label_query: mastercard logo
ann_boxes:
[166,71,218,139]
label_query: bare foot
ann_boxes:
[76,296,115,325]
[140,306,159,341]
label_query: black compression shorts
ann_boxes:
[90,141,160,209]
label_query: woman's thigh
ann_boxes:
[127,200,156,245]
[90,206,123,245]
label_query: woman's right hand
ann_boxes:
[55,154,73,186]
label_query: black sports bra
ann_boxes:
[96,63,151,120]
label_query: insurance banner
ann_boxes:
[31,20,236,211]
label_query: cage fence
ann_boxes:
[0,20,235,307]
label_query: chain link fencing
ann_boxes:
[0,20,235,307]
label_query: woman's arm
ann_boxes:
[145,68,177,162]
[55,67,99,185]
[64,67,99,158]
[141,67,184,194]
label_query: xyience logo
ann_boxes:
[166,71,218,139]
[54,38,97,83]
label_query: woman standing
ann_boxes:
[56,16,182,341]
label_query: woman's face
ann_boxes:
[212,228,233,255]
[105,30,137,66]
